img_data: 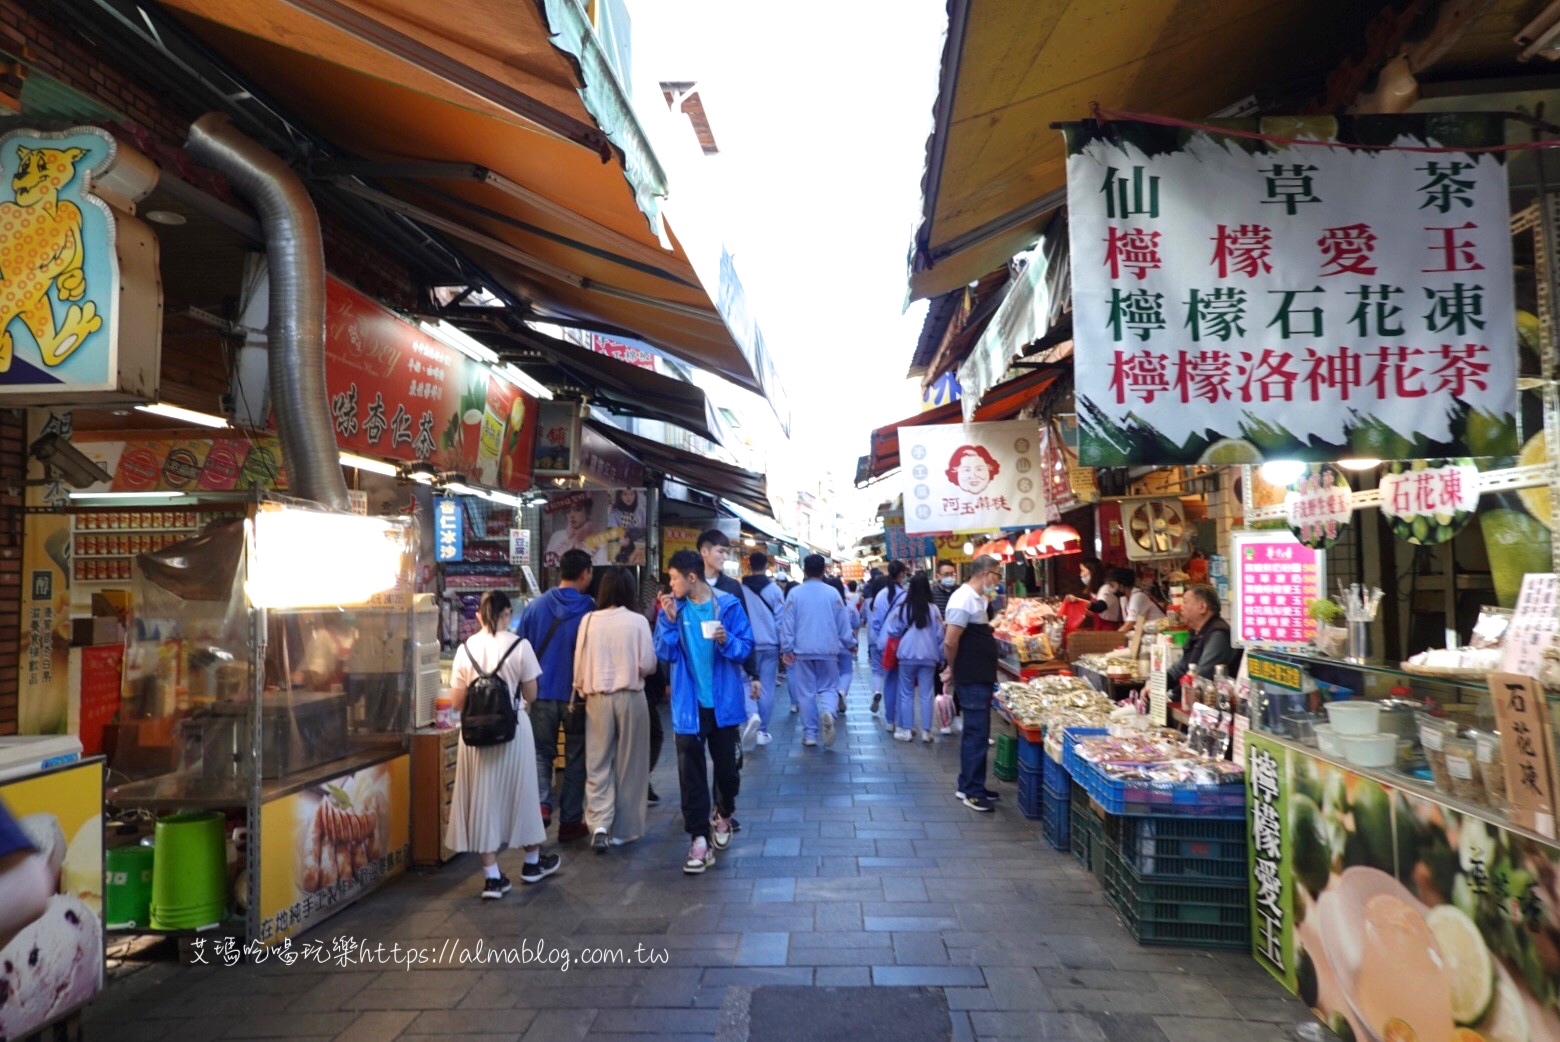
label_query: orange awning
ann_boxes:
[159,0,788,427]
[863,369,1058,482]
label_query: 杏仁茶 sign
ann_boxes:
[1064,115,1517,466]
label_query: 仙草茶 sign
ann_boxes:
[1064,115,1518,466]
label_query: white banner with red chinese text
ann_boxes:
[900,421,1045,535]
[1064,116,1517,466]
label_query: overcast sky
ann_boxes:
[631,1,948,510]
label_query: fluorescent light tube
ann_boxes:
[339,452,399,477]
[135,402,230,428]
[494,363,553,400]
[69,490,189,501]
[442,482,483,497]
[418,319,499,364]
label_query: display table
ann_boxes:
[1072,663,1148,701]
[0,754,104,1041]
[1245,729,1560,1042]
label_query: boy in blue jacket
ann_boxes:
[780,555,856,748]
[655,549,755,874]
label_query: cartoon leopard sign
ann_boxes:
[0,127,127,394]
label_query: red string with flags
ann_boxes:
[1089,103,1560,155]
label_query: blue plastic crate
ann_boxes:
[1062,730,1246,820]
[1017,733,1045,772]
[1041,782,1070,851]
[1042,750,1069,795]
[1016,764,1044,820]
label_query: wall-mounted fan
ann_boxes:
[1122,498,1191,560]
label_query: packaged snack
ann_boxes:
[1442,736,1484,805]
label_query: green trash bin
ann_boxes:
[150,811,227,931]
[994,733,1018,781]
[105,844,155,930]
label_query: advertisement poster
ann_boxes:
[70,644,123,757]
[19,513,71,735]
[882,510,936,561]
[323,278,538,490]
[1253,739,1560,1042]
[258,755,409,945]
[589,333,658,370]
[0,761,104,1040]
[0,128,122,396]
[1231,531,1325,646]
[542,490,646,568]
[1380,458,1481,546]
[1065,115,1517,465]
[533,401,581,476]
[900,420,1045,535]
[1284,464,1353,550]
[661,526,701,572]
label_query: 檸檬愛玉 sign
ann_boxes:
[1064,115,1517,466]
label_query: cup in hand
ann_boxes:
[701,619,721,639]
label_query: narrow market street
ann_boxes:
[87,657,1308,1042]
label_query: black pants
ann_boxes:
[677,706,739,841]
[645,670,666,774]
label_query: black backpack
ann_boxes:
[459,637,524,747]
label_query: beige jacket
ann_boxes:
[573,607,656,695]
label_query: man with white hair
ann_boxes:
[941,555,1003,813]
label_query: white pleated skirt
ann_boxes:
[444,708,546,853]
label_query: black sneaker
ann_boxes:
[520,853,561,883]
[870,693,882,714]
[837,694,847,715]
[481,875,511,899]
[647,785,661,805]
[960,794,994,813]
[592,829,610,854]
[735,745,744,770]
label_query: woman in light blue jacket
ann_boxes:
[885,573,945,743]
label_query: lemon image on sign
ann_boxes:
[1198,438,1263,465]
[1428,904,1495,1026]
[1517,433,1550,527]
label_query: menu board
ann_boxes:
[1230,531,1325,647]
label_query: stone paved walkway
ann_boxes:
[87,652,1313,1041]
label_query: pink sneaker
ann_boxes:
[684,837,715,874]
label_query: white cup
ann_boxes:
[701,620,720,639]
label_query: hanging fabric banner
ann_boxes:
[1063,115,1518,466]
[900,420,1045,535]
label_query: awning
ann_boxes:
[586,420,770,518]
[909,0,1373,301]
[473,324,721,443]
[861,368,1060,482]
[719,499,798,546]
[161,0,789,429]
[956,226,1070,420]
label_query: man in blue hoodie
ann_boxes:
[518,548,595,842]
[780,554,856,748]
[741,551,785,746]
[655,549,754,874]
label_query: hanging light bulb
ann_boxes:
[1259,460,1307,486]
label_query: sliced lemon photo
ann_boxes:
[1517,432,1551,528]
[1428,904,1496,1026]
[1198,438,1263,465]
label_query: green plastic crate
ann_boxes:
[1100,844,1249,949]
[994,733,1017,781]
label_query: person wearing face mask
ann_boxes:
[941,555,1003,812]
[1109,567,1165,633]
[932,559,958,614]
[1066,557,1120,630]
[868,560,909,728]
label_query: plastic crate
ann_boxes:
[1101,844,1249,949]
[1063,739,1246,820]
[1069,784,1096,872]
[1016,763,1044,819]
[995,733,1017,777]
[1042,751,1069,795]
[1040,781,1070,851]
[994,761,1018,783]
[1017,733,1045,772]
[1112,816,1248,882]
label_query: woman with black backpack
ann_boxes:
[446,591,561,899]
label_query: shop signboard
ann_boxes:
[661,526,702,572]
[0,127,161,403]
[1284,464,1352,550]
[18,512,70,735]
[1065,115,1517,465]
[70,643,123,758]
[533,401,582,477]
[1490,672,1560,839]
[1379,458,1481,545]
[323,278,538,490]
[589,332,658,370]
[1500,572,1560,680]
[434,498,463,563]
[900,420,1045,536]
[1230,531,1325,647]
[1252,739,1560,1042]
[0,760,104,1040]
[541,490,646,567]
[257,755,410,945]
[578,424,646,488]
[509,527,531,565]
[882,511,936,560]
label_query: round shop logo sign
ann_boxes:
[1017,478,1034,494]
[914,484,930,500]
[161,448,202,489]
[116,447,161,491]
[1013,438,1031,454]
[198,442,241,490]
[911,444,927,461]
[1020,498,1035,513]
[913,464,928,480]
[1015,457,1032,473]
[915,504,931,520]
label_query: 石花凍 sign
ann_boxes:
[900,420,1044,535]
[1064,115,1517,466]
[1379,458,1480,545]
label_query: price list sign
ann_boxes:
[1232,532,1325,647]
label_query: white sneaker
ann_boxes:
[953,716,964,733]
[802,735,818,747]
[939,727,953,736]
[684,837,715,874]
[821,711,836,747]
[790,703,800,714]
[884,719,896,733]
[923,732,934,744]
[740,713,762,748]
[755,730,773,746]
[712,815,733,851]
[893,728,913,742]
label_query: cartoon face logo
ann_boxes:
[945,445,1001,495]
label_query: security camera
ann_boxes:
[29,433,113,489]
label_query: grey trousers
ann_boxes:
[584,688,651,841]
